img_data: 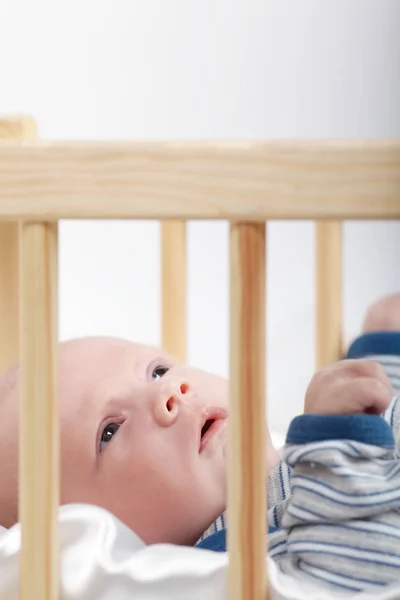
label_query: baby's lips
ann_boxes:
[199,411,227,453]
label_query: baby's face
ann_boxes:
[58,338,228,545]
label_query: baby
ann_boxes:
[0,293,399,594]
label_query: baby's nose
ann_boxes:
[154,380,191,427]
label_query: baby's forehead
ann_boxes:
[58,337,174,409]
[60,337,171,369]
[128,341,171,359]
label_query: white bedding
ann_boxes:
[0,504,399,599]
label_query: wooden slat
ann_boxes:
[228,222,267,600]
[0,141,400,220]
[19,222,59,600]
[316,221,343,368]
[0,223,20,372]
[161,221,187,363]
[0,117,37,372]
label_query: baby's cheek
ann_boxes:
[186,368,228,407]
[207,374,229,408]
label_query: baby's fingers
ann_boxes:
[346,375,392,415]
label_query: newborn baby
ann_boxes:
[0,336,279,545]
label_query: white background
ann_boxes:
[1,0,399,436]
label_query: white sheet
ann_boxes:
[0,504,399,599]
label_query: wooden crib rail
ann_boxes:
[0,140,400,220]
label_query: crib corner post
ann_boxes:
[19,176,60,600]
[0,117,37,373]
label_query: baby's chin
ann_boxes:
[200,423,228,498]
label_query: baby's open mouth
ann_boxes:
[199,409,227,453]
[201,419,215,439]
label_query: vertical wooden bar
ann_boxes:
[0,224,20,372]
[228,222,267,600]
[161,221,187,363]
[316,221,343,369]
[0,117,37,372]
[19,222,59,600]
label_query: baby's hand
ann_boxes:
[304,359,392,416]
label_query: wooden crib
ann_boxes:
[0,116,399,600]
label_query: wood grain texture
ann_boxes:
[0,116,37,140]
[0,141,400,219]
[316,221,343,368]
[0,223,20,372]
[19,222,59,600]
[228,223,267,600]
[0,117,37,372]
[161,221,187,362]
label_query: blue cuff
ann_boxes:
[286,414,394,447]
[195,525,279,553]
[196,529,227,552]
[346,332,400,359]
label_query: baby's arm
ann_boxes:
[276,410,400,592]
[267,359,393,525]
[271,360,400,592]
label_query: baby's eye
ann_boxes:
[152,365,170,381]
[100,423,120,452]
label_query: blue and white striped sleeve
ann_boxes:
[273,409,400,593]
[267,461,291,529]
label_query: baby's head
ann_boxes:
[0,337,229,545]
